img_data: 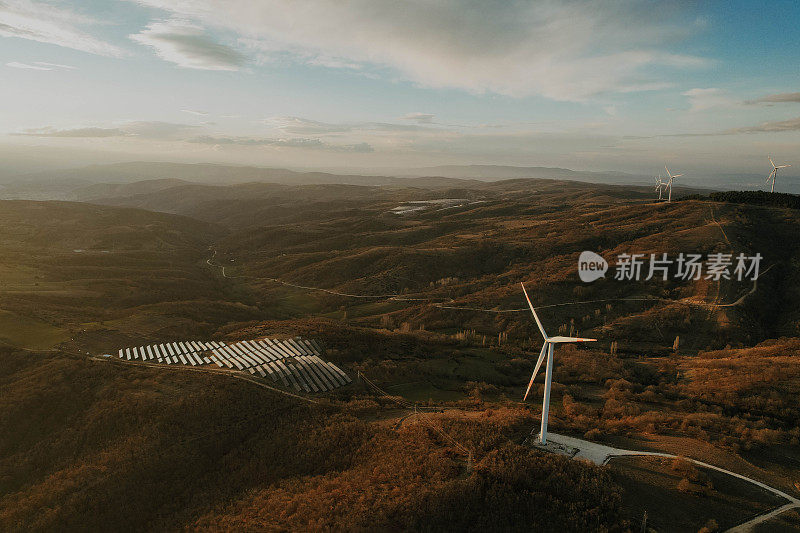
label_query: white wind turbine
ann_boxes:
[521,283,596,445]
[664,165,683,203]
[654,175,666,201]
[766,156,791,193]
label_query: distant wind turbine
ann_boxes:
[766,156,791,193]
[664,165,682,203]
[520,283,596,445]
[654,175,666,201]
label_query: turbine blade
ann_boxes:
[673,174,683,178]
[769,156,776,168]
[548,336,598,343]
[523,343,548,401]
[521,283,548,339]
[777,164,790,168]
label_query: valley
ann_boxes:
[1,173,800,531]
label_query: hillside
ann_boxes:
[0,200,256,353]
[1,182,800,531]
[398,164,644,183]
[1,162,484,201]
[85,175,701,224]
[0,346,626,532]
[200,182,800,350]
[71,178,191,201]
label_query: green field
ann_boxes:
[0,309,69,350]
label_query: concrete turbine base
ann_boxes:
[524,431,580,459]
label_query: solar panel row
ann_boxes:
[115,337,349,392]
[256,355,347,393]
[118,340,222,365]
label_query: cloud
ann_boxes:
[189,135,323,147]
[745,92,800,105]
[33,61,76,69]
[189,134,373,152]
[6,60,75,70]
[7,61,49,70]
[266,116,430,134]
[121,121,200,138]
[12,121,376,152]
[265,116,352,134]
[724,117,800,134]
[682,87,736,111]
[13,121,199,139]
[130,19,245,70]
[0,0,123,56]
[129,0,708,100]
[401,113,435,124]
[626,115,800,138]
[363,122,430,132]
[336,142,373,153]
[15,126,128,137]
[181,109,209,115]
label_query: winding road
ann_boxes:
[204,245,769,314]
[202,224,794,532]
[546,433,800,532]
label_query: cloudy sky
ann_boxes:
[2,0,799,178]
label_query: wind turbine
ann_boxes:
[520,283,596,445]
[664,165,682,203]
[766,156,791,193]
[654,175,666,201]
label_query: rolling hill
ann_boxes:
[1,177,800,531]
[0,200,258,354]
[1,162,483,201]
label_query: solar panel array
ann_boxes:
[116,337,350,393]
[117,340,218,366]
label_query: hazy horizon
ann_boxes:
[2,1,799,184]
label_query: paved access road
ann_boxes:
[546,433,800,533]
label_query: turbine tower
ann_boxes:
[521,283,596,445]
[654,175,665,200]
[766,156,791,193]
[664,165,682,203]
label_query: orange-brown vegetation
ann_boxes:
[2,179,800,530]
[609,456,783,532]
[0,348,627,532]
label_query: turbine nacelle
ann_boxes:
[769,156,790,170]
[664,164,683,182]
